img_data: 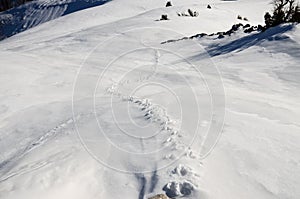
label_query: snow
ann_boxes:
[0,0,110,39]
[0,0,300,199]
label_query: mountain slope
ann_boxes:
[0,0,299,199]
[0,0,110,40]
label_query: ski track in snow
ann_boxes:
[0,151,72,183]
[0,114,81,183]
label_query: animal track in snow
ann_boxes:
[104,51,204,198]
[172,164,190,177]
[163,180,195,198]
[107,80,199,163]
[161,164,200,198]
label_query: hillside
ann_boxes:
[0,0,299,199]
[0,0,109,39]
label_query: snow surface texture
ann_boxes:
[0,0,300,199]
[0,0,110,39]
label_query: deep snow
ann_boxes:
[0,0,300,199]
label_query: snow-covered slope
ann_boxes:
[0,0,110,39]
[195,23,300,199]
[1,0,300,199]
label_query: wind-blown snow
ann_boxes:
[0,0,299,199]
[0,0,110,39]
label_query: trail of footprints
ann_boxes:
[107,84,197,160]
[106,49,200,197]
[107,83,200,198]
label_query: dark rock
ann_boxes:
[160,14,169,20]
[257,24,264,31]
[231,23,243,31]
[244,27,254,33]
[187,9,198,17]
[166,1,172,7]
[225,30,233,36]
[218,34,225,39]
[190,33,207,39]
[217,31,225,35]
[188,9,193,16]
[243,24,250,28]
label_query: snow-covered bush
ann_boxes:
[187,9,199,17]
